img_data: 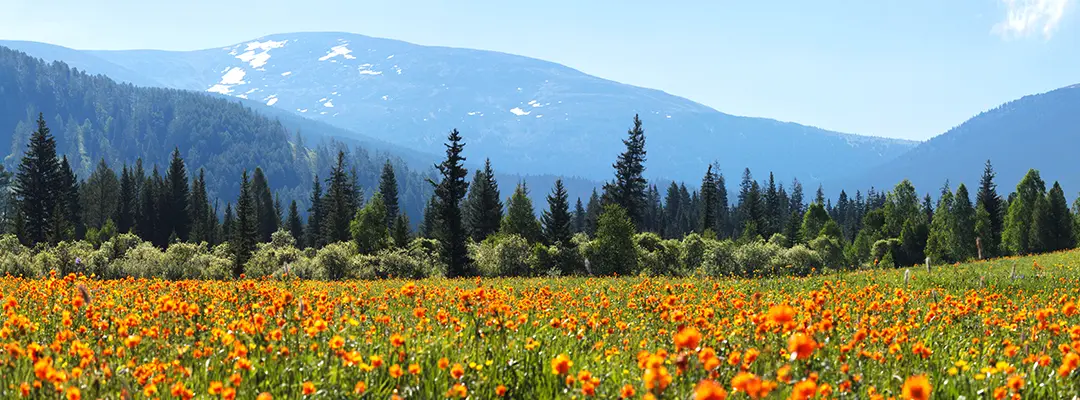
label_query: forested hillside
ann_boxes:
[0,45,433,220]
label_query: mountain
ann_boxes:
[845,84,1080,197]
[0,33,918,187]
[0,45,436,221]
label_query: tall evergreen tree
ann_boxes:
[464,159,502,242]
[764,172,782,238]
[56,156,81,241]
[306,176,325,248]
[432,129,471,277]
[251,167,276,243]
[379,160,400,228]
[573,198,586,235]
[952,184,977,261]
[501,182,542,243]
[663,182,683,238]
[541,179,573,246]
[164,148,191,241]
[1003,169,1046,255]
[737,168,765,239]
[115,165,137,234]
[590,204,638,276]
[286,200,304,245]
[699,165,718,234]
[13,114,62,245]
[644,184,662,233]
[188,169,212,243]
[976,160,1004,257]
[232,170,258,278]
[584,189,602,237]
[81,159,119,229]
[814,184,825,206]
[392,214,411,248]
[789,178,805,217]
[351,193,391,255]
[925,183,956,263]
[323,152,355,244]
[222,203,235,245]
[922,193,935,222]
[715,171,730,237]
[136,168,163,245]
[419,194,440,239]
[603,115,648,228]
[1042,182,1074,252]
[273,194,283,229]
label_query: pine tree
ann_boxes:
[273,194,283,230]
[584,189,602,237]
[541,179,573,246]
[1042,182,1074,252]
[573,198,586,235]
[433,129,470,277]
[603,115,647,228]
[188,169,212,243]
[501,182,541,243]
[923,194,934,223]
[306,176,325,248]
[419,194,440,239]
[737,168,765,240]
[1003,169,1045,255]
[925,183,956,264]
[222,203,235,245]
[789,178,805,217]
[164,148,191,241]
[699,165,718,234]
[81,159,119,229]
[662,182,682,239]
[392,214,411,248]
[323,152,355,244]
[137,169,160,245]
[464,159,502,242]
[715,171,730,237]
[13,114,62,245]
[379,160,400,228]
[952,184,977,261]
[251,167,276,243]
[115,165,137,234]
[976,160,1004,257]
[232,170,258,278]
[814,185,825,206]
[286,200,304,245]
[764,173,781,238]
[56,156,82,241]
[351,193,391,255]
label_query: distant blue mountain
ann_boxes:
[0,32,918,188]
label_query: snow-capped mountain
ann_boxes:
[1,32,918,185]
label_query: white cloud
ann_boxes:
[995,0,1071,39]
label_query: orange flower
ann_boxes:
[1060,353,1080,377]
[256,393,272,400]
[353,381,367,394]
[65,387,80,400]
[495,385,508,397]
[901,375,931,400]
[408,363,422,375]
[1007,374,1024,391]
[389,364,403,378]
[208,382,223,395]
[790,380,817,400]
[552,354,573,375]
[301,381,315,395]
[451,363,465,379]
[619,384,635,398]
[449,383,468,398]
[694,379,729,400]
[788,333,817,360]
[438,357,450,369]
[222,388,236,400]
[390,333,405,347]
[124,335,141,348]
[329,335,344,350]
[674,327,702,351]
[768,304,796,324]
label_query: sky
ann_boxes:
[1,0,1077,141]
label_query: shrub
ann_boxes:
[681,233,706,272]
[779,245,821,276]
[472,234,533,277]
[638,238,683,277]
[809,236,844,270]
[245,238,305,279]
[353,249,427,280]
[407,238,445,278]
[768,233,789,248]
[114,243,166,278]
[702,240,737,277]
[317,242,357,280]
[585,205,637,276]
[733,240,784,277]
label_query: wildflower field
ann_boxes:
[2,252,1080,399]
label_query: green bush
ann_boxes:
[809,236,845,270]
[702,240,737,277]
[353,249,427,280]
[472,234,533,277]
[680,233,706,272]
[778,245,821,276]
[733,240,784,277]
[638,237,683,277]
[316,242,356,280]
[245,236,305,279]
[114,242,166,278]
[0,235,36,277]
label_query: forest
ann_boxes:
[0,111,1073,281]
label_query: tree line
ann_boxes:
[6,113,1078,279]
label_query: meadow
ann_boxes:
[2,251,1080,399]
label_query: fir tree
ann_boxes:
[419,194,440,239]
[115,165,137,234]
[286,200,304,246]
[232,170,258,278]
[699,165,718,234]
[501,182,541,243]
[164,148,191,241]
[56,156,81,241]
[976,160,1004,257]
[188,169,212,243]
[351,193,391,255]
[541,179,573,246]
[814,184,825,206]
[379,160,400,228]
[137,169,160,245]
[789,178,805,217]
[603,115,647,228]
[663,182,683,238]
[464,159,502,242]
[222,203,235,245]
[1003,169,1045,255]
[1042,182,1074,252]
[925,183,956,263]
[584,189,602,237]
[251,167,275,243]
[392,214,411,248]
[764,172,781,238]
[13,113,62,245]
[952,184,977,261]
[573,198,586,235]
[306,176,325,248]
[432,129,470,277]
[737,168,765,240]
[715,171,730,237]
[81,159,119,229]
[323,153,355,244]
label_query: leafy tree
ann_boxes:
[602,115,647,228]
[501,182,542,243]
[541,179,573,246]
[884,180,920,238]
[925,185,956,264]
[432,129,471,277]
[976,160,1004,257]
[351,193,391,255]
[464,158,502,242]
[1003,169,1046,255]
[232,170,258,277]
[14,114,62,245]
[81,159,119,229]
[589,204,637,276]
[286,200,304,245]
[164,148,191,242]
[800,203,832,243]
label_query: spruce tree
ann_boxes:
[976,160,1004,257]
[81,159,119,229]
[232,171,258,278]
[590,204,637,276]
[814,184,825,206]
[573,198,586,235]
[737,168,765,240]
[699,165,718,234]
[392,214,411,248]
[433,129,470,277]
[13,114,62,245]
[351,193,391,255]
[952,184,977,261]
[419,194,440,239]
[136,170,159,245]
[306,176,325,248]
[603,115,647,228]
[925,184,956,263]
[501,182,542,243]
[764,172,781,238]
[115,165,137,234]
[464,159,502,242]
[644,185,662,233]
[222,203,235,245]
[251,167,276,243]
[1043,182,1074,252]
[165,148,191,241]
[323,153,355,244]
[56,156,82,241]
[542,179,573,246]
[663,182,682,238]
[1003,169,1045,255]
[273,194,283,230]
[584,189,602,237]
[286,200,304,246]
[379,160,400,228]
[188,169,212,243]
[715,171,730,237]
[789,178,805,217]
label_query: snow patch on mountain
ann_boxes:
[281,71,292,76]
[324,100,334,108]
[510,107,530,116]
[319,44,356,61]
[235,40,287,69]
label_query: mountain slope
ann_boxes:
[3,33,918,186]
[845,84,1080,196]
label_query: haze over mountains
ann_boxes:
[0,32,918,188]
[2,31,1079,202]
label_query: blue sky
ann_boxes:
[2,0,1076,141]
